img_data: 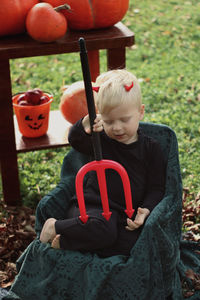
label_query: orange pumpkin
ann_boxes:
[59,81,89,124]
[42,0,129,30]
[26,3,68,42]
[0,0,39,37]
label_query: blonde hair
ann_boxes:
[94,69,142,114]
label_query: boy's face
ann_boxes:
[101,102,144,144]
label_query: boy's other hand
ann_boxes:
[125,207,150,231]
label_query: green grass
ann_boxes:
[1,0,200,208]
[123,0,200,194]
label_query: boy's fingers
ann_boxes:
[125,208,150,232]
[125,226,134,231]
[85,127,91,134]
[93,121,103,132]
[134,215,144,225]
[125,223,139,231]
[126,218,138,231]
[126,217,144,231]
[94,114,101,122]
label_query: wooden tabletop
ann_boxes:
[0,22,134,59]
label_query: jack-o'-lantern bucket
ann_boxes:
[12,92,53,138]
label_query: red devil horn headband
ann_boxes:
[92,86,100,92]
[92,82,134,93]
[124,81,134,92]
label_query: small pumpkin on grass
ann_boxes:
[26,3,70,42]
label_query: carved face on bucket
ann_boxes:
[25,113,45,130]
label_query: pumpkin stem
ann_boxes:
[54,4,71,13]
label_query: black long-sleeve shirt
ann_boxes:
[68,120,166,215]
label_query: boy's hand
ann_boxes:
[125,207,150,231]
[93,114,104,132]
[82,114,103,134]
[82,114,91,133]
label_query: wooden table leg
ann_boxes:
[88,50,100,82]
[0,59,21,205]
[107,48,126,70]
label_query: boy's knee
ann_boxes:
[87,210,118,246]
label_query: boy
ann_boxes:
[40,69,166,257]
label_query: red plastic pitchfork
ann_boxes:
[76,37,134,223]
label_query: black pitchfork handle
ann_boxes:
[79,37,102,161]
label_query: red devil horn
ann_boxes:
[124,82,134,92]
[92,86,100,92]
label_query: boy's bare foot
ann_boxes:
[40,218,57,243]
[51,235,61,249]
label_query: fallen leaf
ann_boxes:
[0,198,36,288]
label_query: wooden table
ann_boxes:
[0,22,134,205]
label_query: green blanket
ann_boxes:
[5,123,200,300]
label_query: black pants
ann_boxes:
[55,203,142,257]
